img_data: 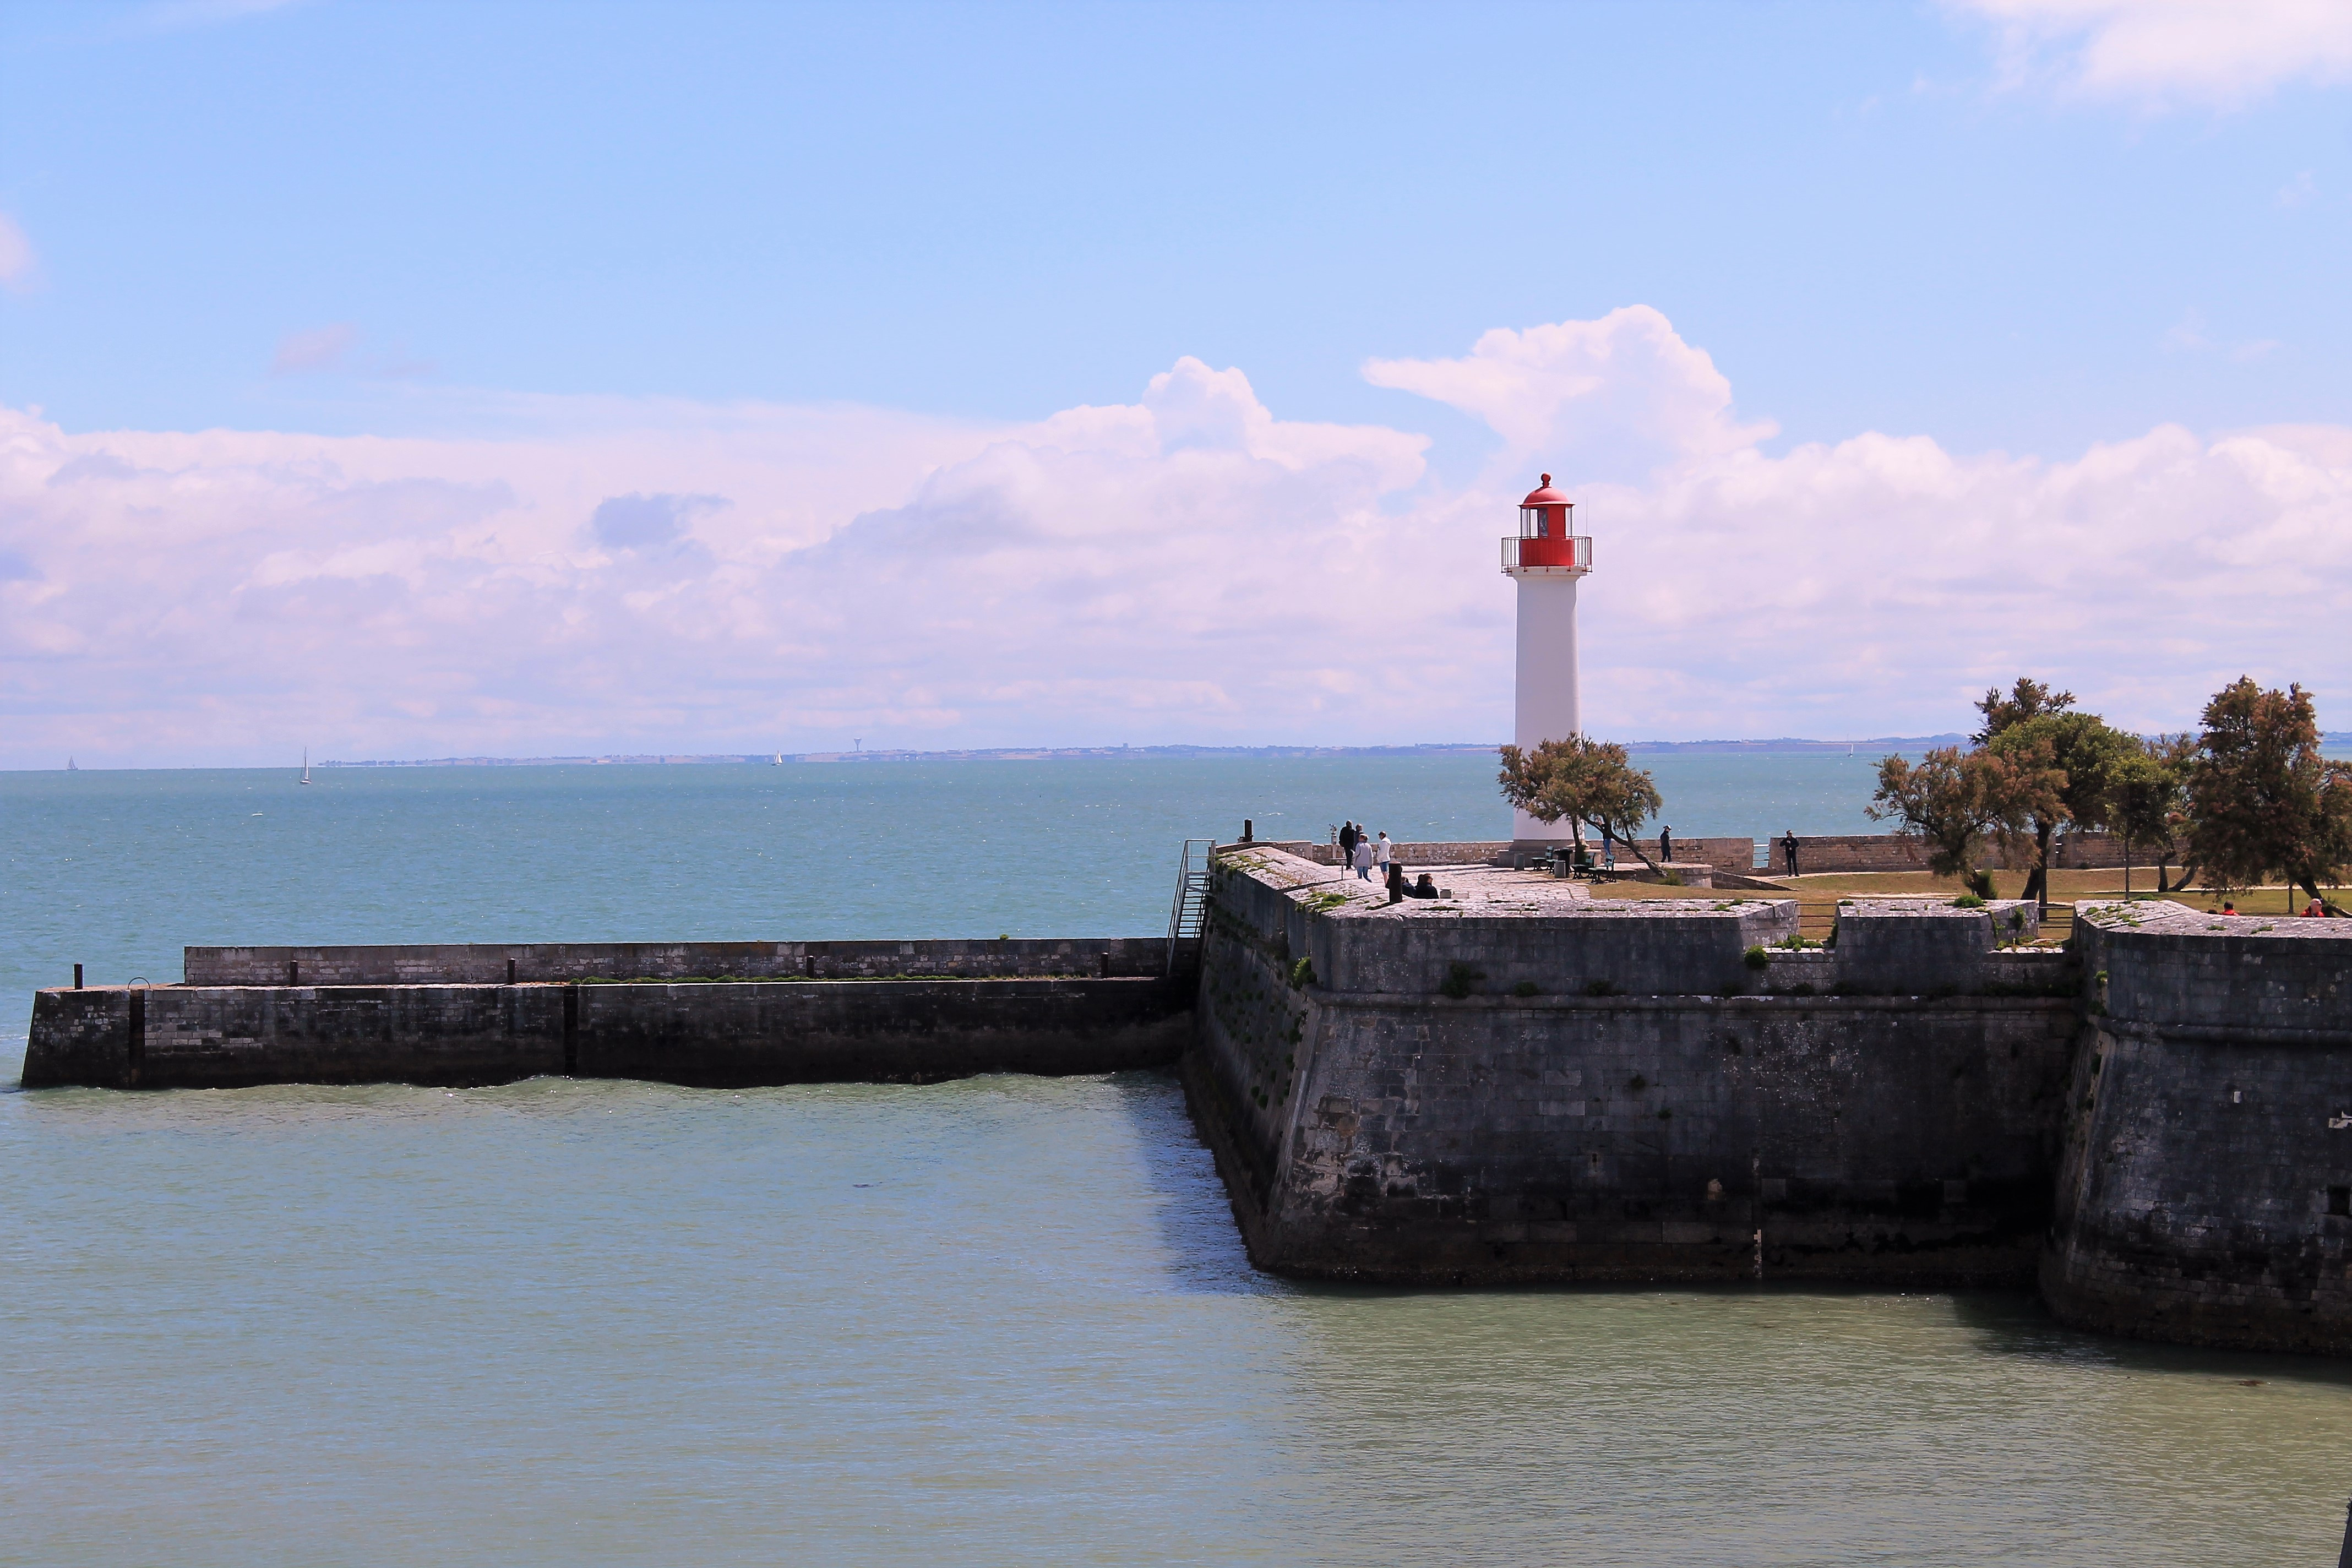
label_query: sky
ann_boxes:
[1,0,2348,766]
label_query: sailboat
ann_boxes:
[772,748,783,766]
[300,748,313,785]
[66,756,76,772]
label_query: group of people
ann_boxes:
[1336,820,1440,902]
[2217,899,2335,918]
[1336,820,1389,880]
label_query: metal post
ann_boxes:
[73,963,82,990]
[287,959,299,986]
[507,957,518,985]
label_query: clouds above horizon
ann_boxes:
[1951,0,2352,108]
[3,309,2350,767]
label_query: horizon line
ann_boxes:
[25,736,2003,771]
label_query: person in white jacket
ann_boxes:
[1352,836,1376,880]
[1375,832,1392,874]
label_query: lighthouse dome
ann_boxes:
[1520,473,1570,507]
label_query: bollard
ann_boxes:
[1242,818,1253,842]
[507,957,518,985]
[73,963,83,990]
[287,959,299,986]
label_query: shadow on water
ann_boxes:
[1103,1066,1294,1297]
[1946,1284,2352,1387]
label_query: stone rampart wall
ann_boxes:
[23,974,1191,1091]
[185,937,1179,987]
[1185,847,2076,1287]
[1264,831,2158,877]
[2041,902,2352,1353]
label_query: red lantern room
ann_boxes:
[1500,474,1592,575]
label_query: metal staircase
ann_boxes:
[1166,838,1215,974]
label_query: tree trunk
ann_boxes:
[1604,820,1664,876]
[2026,820,2056,912]
[2294,874,2350,918]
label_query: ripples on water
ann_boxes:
[4,760,2350,1564]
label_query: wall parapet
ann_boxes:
[185,937,1179,987]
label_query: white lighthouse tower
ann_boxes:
[1500,473,1592,845]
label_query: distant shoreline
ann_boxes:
[310,737,1976,768]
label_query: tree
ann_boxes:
[2185,678,2352,911]
[1972,677,2075,744]
[1988,712,2133,910]
[2142,733,2199,892]
[1972,678,2134,912]
[2103,745,2184,899]
[1499,737,1665,873]
[1866,739,2062,884]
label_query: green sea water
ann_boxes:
[4,757,2348,1566]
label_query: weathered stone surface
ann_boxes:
[2041,901,2352,1353]
[186,937,1179,987]
[1189,847,2076,1286]
[23,972,1190,1090]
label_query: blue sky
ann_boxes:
[1,1,2348,764]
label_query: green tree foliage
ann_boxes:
[1868,739,2062,880]
[2185,678,2352,909]
[2104,735,2193,895]
[1498,737,1665,872]
[1971,677,2075,743]
[1969,679,2136,909]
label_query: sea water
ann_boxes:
[4,758,2348,1566]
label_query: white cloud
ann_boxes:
[0,213,37,292]
[1950,0,2352,108]
[1363,306,1776,483]
[270,323,358,375]
[4,320,2350,767]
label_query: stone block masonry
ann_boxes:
[1188,847,2077,1287]
[186,937,1178,987]
[2042,902,2352,1354]
[23,940,1193,1091]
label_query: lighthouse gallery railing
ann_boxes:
[1499,535,1592,571]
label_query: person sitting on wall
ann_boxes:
[1412,872,1440,899]
[2220,900,2238,916]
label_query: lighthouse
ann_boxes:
[1500,473,1592,844]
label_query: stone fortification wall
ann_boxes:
[1776,831,2148,875]
[1271,841,1510,868]
[1263,831,2155,878]
[2042,902,2352,1354]
[23,971,1190,1091]
[1831,899,2041,993]
[1270,837,1758,875]
[1186,846,2078,1287]
[185,937,1178,987]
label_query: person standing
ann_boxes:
[1375,831,1392,877]
[1338,820,1358,872]
[1781,830,1800,878]
[1352,835,1375,880]
[1659,825,1674,866]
